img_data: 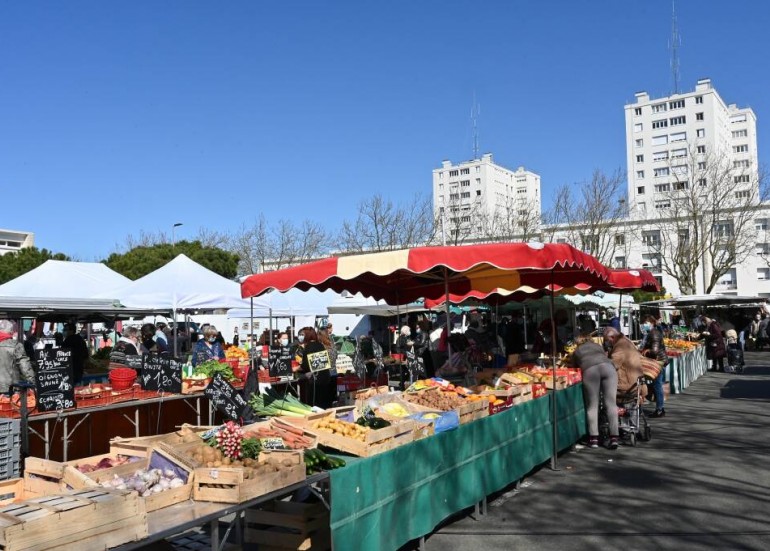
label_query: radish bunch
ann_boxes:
[214,421,244,459]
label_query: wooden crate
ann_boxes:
[244,499,330,551]
[240,419,318,451]
[291,410,414,457]
[109,425,209,457]
[71,444,196,512]
[0,487,148,551]
[193,450,306,504]
[454,398,488,424]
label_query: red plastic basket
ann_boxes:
[109,368,137,390]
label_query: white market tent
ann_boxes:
[326,293,427,317]
[0,260,131,299]
[99,254,250,311]
[226,288,339,318]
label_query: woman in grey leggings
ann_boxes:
[572,337,619,449]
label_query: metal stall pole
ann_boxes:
[549,269,560,470]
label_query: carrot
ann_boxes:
[274,422,304,436]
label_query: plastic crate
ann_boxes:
[0,419,20,435]
[0,433,21,450]
[0,459,20,481]
[0,447,19,464]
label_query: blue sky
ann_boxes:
[2,1,769,261]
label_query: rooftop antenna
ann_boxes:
[471,93,480,160]
[669,0,681,94]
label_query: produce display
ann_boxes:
[243,422,316,450]
[406,378,469,395]
[248,388,313,417]
[193,360,235,381]
[224,346,249,360]
[304,448,345,474]
[403,389,465,411]
[466,393,505,407]
[664,338,699,351]
[74,454,141,473]
[100,468,186,496]
[310,417,371,442]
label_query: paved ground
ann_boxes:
[409,351,770,551]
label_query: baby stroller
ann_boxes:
[725,329,744,374]
[599,376,651,447]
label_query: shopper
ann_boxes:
[700,316,726,372]
[191,325,226,366]
[640,315,668,418]
[318,328,338,406]
[604,326,644,401]
[62,322,89,385]
[294,327,333,409]
[140,323,167,355]
[0,320,35,393]
[109,327,141,368]
[572,333,619,449]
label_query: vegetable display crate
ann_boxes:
[71,444,196,512]
[0,457,93,505]
[289,410,415,458]
[193,450,306,504]
[454,398,489,425]
[242,419,319,451]
[0,487,148,551]
[110,425,208,457]
[244,499,331,551]
[182,377,211,394]
[0,393,36,420]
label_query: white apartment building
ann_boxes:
[0,228,34,256]
[621,78,768,297]
[432,153,541,240]
[624,78,758,218]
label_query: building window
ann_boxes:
[635,138,643,148]
[636,171,645,180]
[439,172,445,180]
[652,151,669,162]
[634,107,642,116]
[637,186,645,194]
[638,202,646,213]
[718,269,737,289]
[636,154,644,163]
[655,200,671,209]
[697,162,706,170]
[697,145,705,154]
[734,144,749,153]
[461,216,471,222]
[731,114,747,123]
[439,183,444,191]
[517,187,527,194]
[652,103,667,113]
[734,160,750,169]
[736,190,750,199]
[695,95,703,104]
[614,256,626,269]
[697,178,707,186]
[615,234,625,246]
[757,243,770,255]
[669,116,686,126]
[654,167,670,177]
[756,219,769,231]
[449,170,459,177]
[461,180,470,187]
[450,193,459,200]
[670,132,687,142]
[476,190,481,196]
[758,268,770,281]
[642,253,662,269]
[556,238,567,244]
[732,129,748,138]
[734,175,750,184]
[672,165,688,177]
[652,135,668,146]
[713,221,734,238]
[654,183,671,192]
[642,231,661,247]
[671,148,687,158]
[673,181,689,191]
[669,99,685,109]
[652,119,668,129]
[696,128,705,138]
[475,166,481,173]
[634,123,643,133]
[696,112,704,121]
[460,168,470,175]
[461,192,471,199]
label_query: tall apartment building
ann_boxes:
[0,228,34,256]
[432,153,541,240]
[624,78,758,217]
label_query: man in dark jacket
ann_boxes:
[700,316,726,372]
[62,322,89,385]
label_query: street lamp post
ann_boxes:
[172,222,183,247]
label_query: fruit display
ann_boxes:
[224,346,249,360]
[406,378,470,395]
[99,468,186,496]
[403,389,465,411]
[466,393,504,407]
[304,448,346,474]
[310,417,371,442]
[664,338,699,351]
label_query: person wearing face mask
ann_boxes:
[109,327,141,369]
[62,322,88,385]
[639,316,668,418]
[294,327,333,408]
[191,325,226,367]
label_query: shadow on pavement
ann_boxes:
[720,380,770,400]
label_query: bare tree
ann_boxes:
[541,169,630,265]
[481,197,542,242]
[644,147,766,294]
[340,193,435,251]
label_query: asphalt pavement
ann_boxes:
[412,351,770,551]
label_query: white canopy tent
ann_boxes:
[226,288,338,318]
[0,260,131,299]
[99,254,250,311]
[326,293,426,317]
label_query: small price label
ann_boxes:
[259,437,285,450]
[209,469,219,480]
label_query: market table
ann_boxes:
[665,346,707,394]
[328,385,585,551]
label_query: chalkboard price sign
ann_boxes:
[204,374,247,420]
[307,350,331,373]
[34,348,75,412]
[141,354,182,393]
[268,346,293,377]
[124,355,144,370]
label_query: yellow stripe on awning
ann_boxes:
[337,249,411,279]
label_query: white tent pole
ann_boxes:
[444,268,452,364]
[173,308,178,357]
[549,270,559,471]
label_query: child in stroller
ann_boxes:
[725,329,744,374]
